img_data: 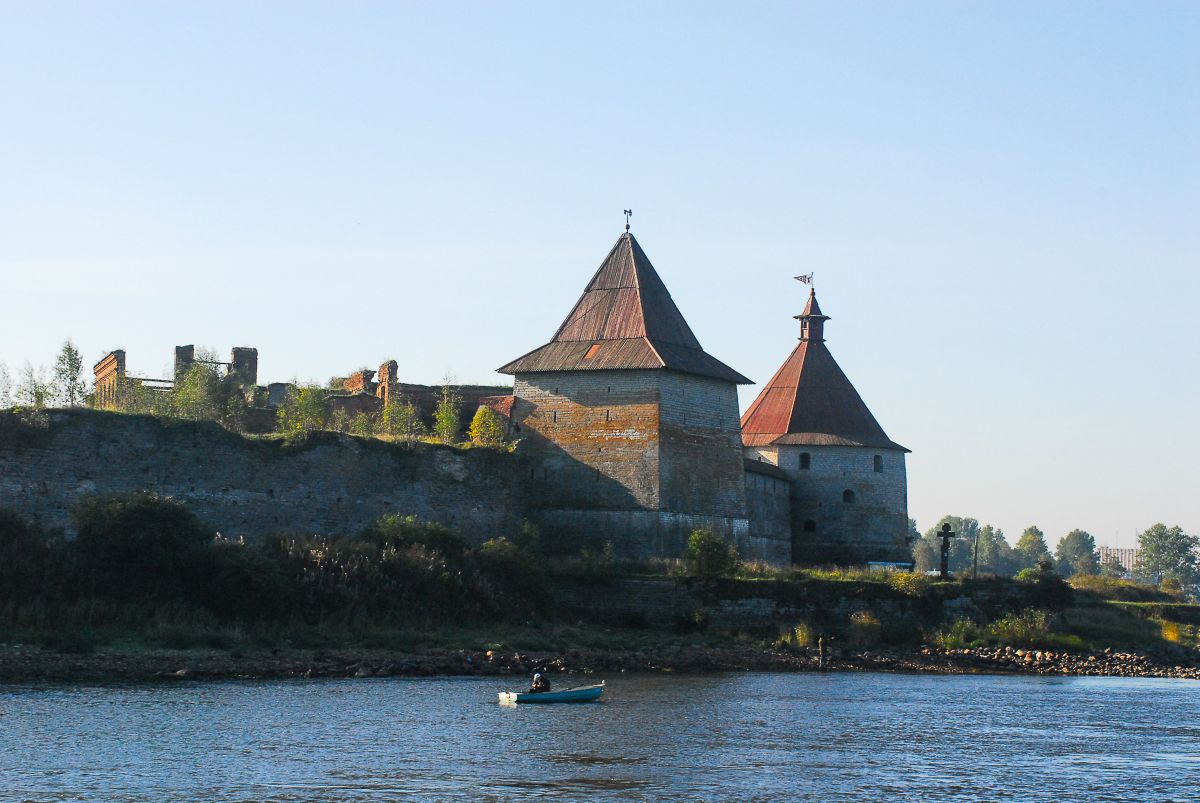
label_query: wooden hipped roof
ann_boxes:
[740,293,907,451]
[498,233,750,384]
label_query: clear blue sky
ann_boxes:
[2,2,1196,547]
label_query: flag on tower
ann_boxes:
[794,273,814,285]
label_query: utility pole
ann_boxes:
[973,528,980,580]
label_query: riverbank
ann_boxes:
[3,641,1199,683]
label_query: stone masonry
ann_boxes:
[0,409,528,541]
[746,444,909,562]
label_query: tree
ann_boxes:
[15,363,51,408]
[349,412,376,438]
[172,363,225,421]
[468,406,504,446]
[907,518,921,546]
[276,384,329,435]
[1055,529,1099,577]
[975,524,1018,576]
[433,380,462,444]
[379,397,426,441]
[1014,526,1052,571]
[1099,553,1126,578]
[1135,524,1199,586]
[52,339,87,407]
[914,516,979,574]
[0,362,11,408]
[119,380,172,416]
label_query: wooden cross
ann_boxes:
[938,523,957,579]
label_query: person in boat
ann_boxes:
[528,673,550,694]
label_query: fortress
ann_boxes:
[2,229,909,565]
[488,230,910,564]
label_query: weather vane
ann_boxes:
[794,273,814,285]
[624,209,632,232]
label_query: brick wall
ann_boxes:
[0,409,528,542]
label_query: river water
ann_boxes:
[2,672,1198,801]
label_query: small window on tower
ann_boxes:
[843,489,856,504]
[800,452,811,470]
[803,520,817,532]
[584,343,601,360]
[874,454,883,473]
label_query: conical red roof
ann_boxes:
[499,233,750,384]
[740,294,906,451]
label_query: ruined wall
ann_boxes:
[747,444,909,562]
[93,351,126,410]
[0,410,528,541]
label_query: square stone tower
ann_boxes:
[498,231,753,559]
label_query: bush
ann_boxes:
[476,537,546,608]
[42,631,96,655]
[1069,575,1170,602]
[70,492,213,603]
[932,618,979,650]
[847,610,882,647]
[887,571,930,597]
[468,406,505,446]
[684,529,738,581]
[0,508,51,602]
[360,514,469,561]
[577,542,616,581]
[1015,558,1074,610]
[933,609,1085,651]
[195,536,289,621]
[276,384,329,435]
[776,621,814,649]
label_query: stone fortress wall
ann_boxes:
[0,410,528,542]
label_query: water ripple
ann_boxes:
[2,673,1199,800]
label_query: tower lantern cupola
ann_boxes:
[796,288,830,342]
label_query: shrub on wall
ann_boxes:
[468,406,504,446]
[433,381,462,444]
[379,397,426,441]
[276,384,329,435]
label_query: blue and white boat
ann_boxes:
[498,681,605,704]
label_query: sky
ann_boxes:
[2,2,1197,547]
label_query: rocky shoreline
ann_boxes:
[1,643,1198,683]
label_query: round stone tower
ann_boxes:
[740,288,910,563]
